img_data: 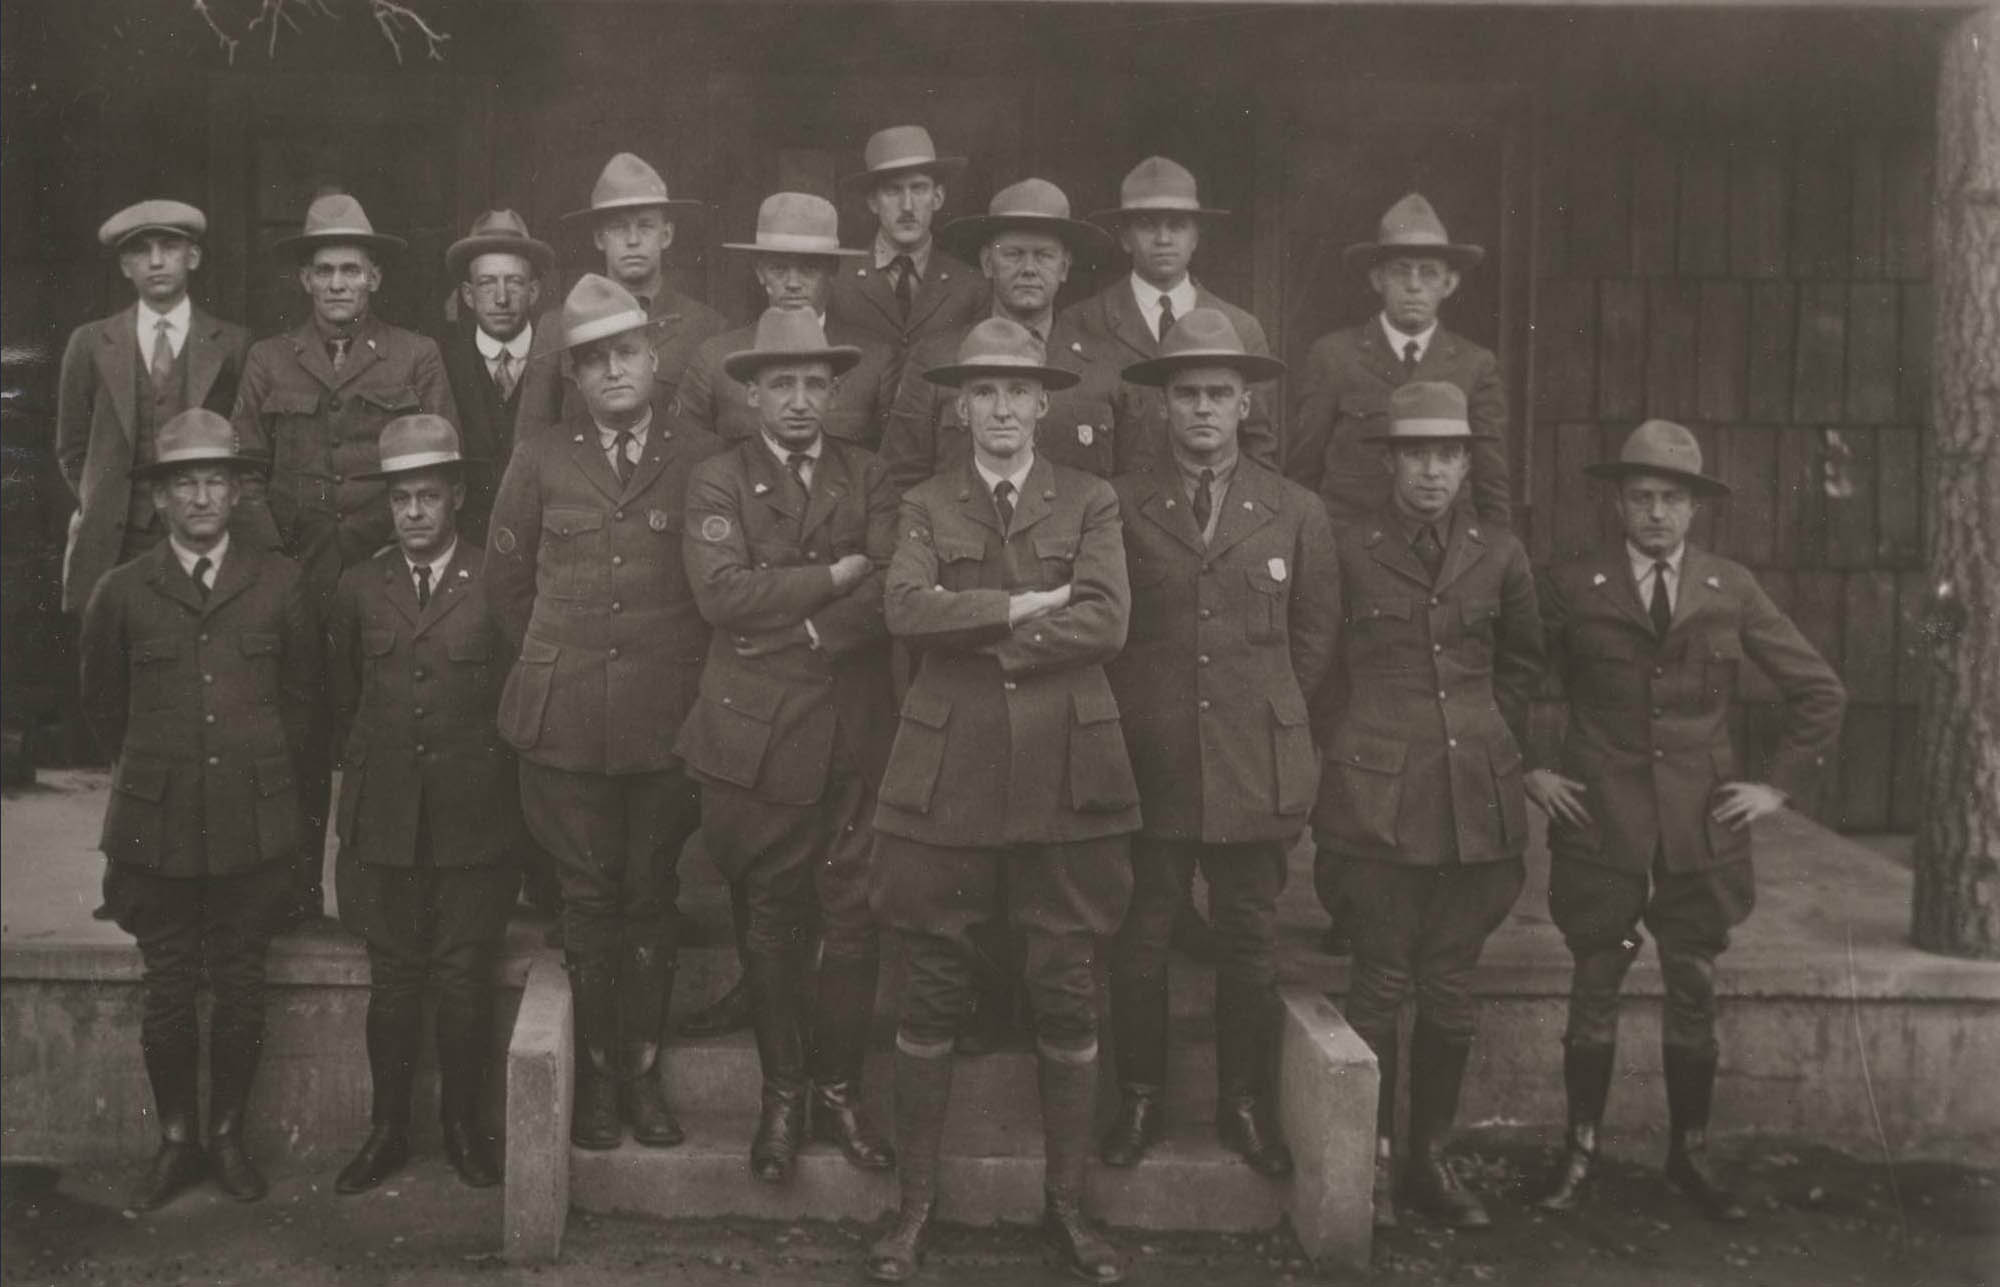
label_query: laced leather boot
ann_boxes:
[865,1048,953,1283]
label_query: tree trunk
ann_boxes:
[1912,6,2000,958]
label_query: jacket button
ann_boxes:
[414,667,428,680]
[611,601,623,613]
[207,755,219,765]
[415,744,427,755]
[1430,596,1441,605]
[1433,644,1442,654]
[612,555,624,567]
[1448,737,1458,748]
[414,707,426,719]
[200,633,211,643]
[203,673,214,684]
[1653,749,1664,759]
[614,510,626,521]
[1003,681,1017,691]
[1199,609,1212,620]
[1197,654,1210,666]
[329,398,342,411]
[1199,699,1212,711]
[333,475,345,484]
[1437,690,1446,700]
[1652,707,1663,718]
[608,647,621,660]
[1653,666,1664,678]
[204,714,217,725]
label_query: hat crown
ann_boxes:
[738,192,847,253]
[1619,419,1707,476]
[1388,380,1471,428]
[300,193,380,238]
[1375,193,1452,249]
[155,409,242,461]
[752,307,834,358]
[1119,156,1202,209]
[464,208,534,240]
[1159,307,1249,360]
[864,125,941,172]
[956,316,1049,368]
[99,199,207,249]
[376,414,463,468]
[560,274,649,348]
[986,178,1075,222]
[590,152,672,208]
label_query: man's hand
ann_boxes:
[1526,768,1592,828]
[731,625,808,659]
[828,553,873,591]
[1711,781,1786,830]
[1007,583,1071,627]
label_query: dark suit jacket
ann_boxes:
[1287,319,1511,529]
[827,247,986,359]
[512,284,730,445]
[1059,280,1280,473]
[1108,455,1341,843]
[672,317,901,450]
[80,540,318,876]
[1536,544,1845,874]
[57,305,251,612]
[438,317,565,543]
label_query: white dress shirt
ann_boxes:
[407,539,457,601]
[1132,274,1199,342]
[762,431,823,490]
[595,410,652,473]
[974,453,1036,531]
[1628,541,1686,613]
[1379,314,1438,365]
[475,323,534,382]
[137,297,193,360]
[169,531,228,589]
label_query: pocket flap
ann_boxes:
[1269,689,1310,727]
[132,636,179,663]
[358,386,422,413]
[1071,687,1122,726]
[518,636,560,665]
[1338,391,1387,417]
[1463,599,1500,624]
[448,635,493,662]
[254,754,294,798]
[1355,597,1413,622]
[263,390,320,416]
[238,632,280,656]
[1247,567,1285,594]
[900,688,952,730]
[362,628,397,657]
[1033,534,1079,560]
[1706,630,1744,660]
[1331,729,1407,775]
[711,673,785,724]
[933,536,985,564]
[547,508,605,537]
[113,756,170,802]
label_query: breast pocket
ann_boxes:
[1702,629,1744,699]
[358,386,422,417]
[932,536,987,592]
[1459,599,1500,670]
[131,636,180,708]
[541,507,608,601]
[1246,567,1288,644]
[1034,534,1078,591]
[1349,596,1417,666]
[239,631,281,700]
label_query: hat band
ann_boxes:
[592,194,674,211]
[377,450,462,473]
[744,233,847,254]
[154,446,244,466]
[1120,197,1203,211]
[957,354,1049,370]
[1387,419,1473,436]
[301,224,382,239]
[869,151,942,173]
[566,308,651,349]
[1379,233,1451,246]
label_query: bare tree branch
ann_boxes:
[186,0,448,63]
[369,0,450,64]
[190,0,240,63]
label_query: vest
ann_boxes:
[125,342,191,540]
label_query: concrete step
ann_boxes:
[569,1113,1290,1232]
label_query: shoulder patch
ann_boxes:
[700,515,732,542]
[493,527,518,556]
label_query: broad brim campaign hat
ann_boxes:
[1362,380,1495,443]
[274,194,407,261]
[938,178,1115,265]
[1121,307,1285,387]
[554,274,662,353]
[840,125,967,193]
[446,209,556,280]
[722,308,864,382]
[355,414,480,482]
[721,193,867,258]
[562,153,704,223]
[1586,419,1731,495]
[1343,193,1485,271]
[923,316,1080,391]
[1091,156,1230,226]
[129,409,267,479]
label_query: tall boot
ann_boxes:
[1039,1051,1125,1284]
[1536,1042,1616,1212]
[621,942,683,1147]
[336,995,421,1193]
[811,953,893,1171]
[679,882,752,1038]
[568,954,623,1150]
[1354,1026,1398,1229]
[748,946,808,1183]
[1663,1045,1747,1222]
[437,994,501,1188]
[128,1034,206,1212]
[1099,967,1167,1168]
[207,1012,268,1202]
[1401,1022,1489,1228]
[1214,982,1293,1178]
[865,1048,954,1283]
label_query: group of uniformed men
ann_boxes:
[65,119,1847,1283]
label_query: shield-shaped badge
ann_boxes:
[1077,424,1094,447]
[649,509,671,532]
[1268,557,1288,583]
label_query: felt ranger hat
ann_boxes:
[562,152,704,223]
[1363,381,1494,443]
[356,415,474,482]
[98,200,207,251]
[840,125,967,193]
[722,307,863,382]
[1343,193,1485,271]
[1586,419,1731,495]
[274,193,407,262]
[129,409,266,479]
[1092,156,1230,226]
[721,193,867,258]
[938,178,1115,265]
[554,274,660,353]
[1121,307,1285,387]
[445,209,555,281]
[923,316,1080,391]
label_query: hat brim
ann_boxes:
[721,345,865,382]
[719,241,868,258]
[560,197,706,224]
[839,156,969,193]
[1343,241,1486,271]
[936,214,1115,265]
[1361,426,1494,444]
[556,312,669,355]
[922,359,1081,392]
[1583,460,1732,496]
[130,451,269,481]
[276,231,408,261]
[105,224,204,252]
[1122,351,1286,388]
[353,456,480,483]
[446,235,556,280]
[1090,203,1232,227]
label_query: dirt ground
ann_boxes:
[2,1134,1992,1287]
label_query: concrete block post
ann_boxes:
[504,952,572,1264]
[1277,987,1378,1270]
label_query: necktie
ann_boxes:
[1414,524,1444,581]
[993,480,1016,533]
[891,254,917,318]
[1193,468,1215,537]
[150,317,176,394]
[328,334,352,371]
[611,429,634,485]
[1401,339,1421,382]
[1649,561,1673,636]
[415,563,432,609]
[786,451,813,498]
[1157,294,1177,346]
[493,349,517,401]
[191,555,212,603]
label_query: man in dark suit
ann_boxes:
[486,275,724,1151]
[1529,421,1844,1223]
[676,309,900,1183]
[231,192,458,925]
[1101,310,1340,1179]
[327,416,522,1195]
[828,125,985,360]
[1313,382,1542,1230]
[1063,157,1279,472]
[80,409,317,1211]
[866,318,1135,1285]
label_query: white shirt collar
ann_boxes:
[407,538,457,587]
[762,432,823,467]
[974,452,1035,497]
[1379,314,1439,363]
[595,409,653,452]
[1628,541,1686,600]
[475,322,533,363]
[138,297,194,358]
[169,531,228,580]
[874,232,933,277]
[1132,274,1198,336]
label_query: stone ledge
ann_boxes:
[504,952,571,1264]
[1277,987,1377,1270]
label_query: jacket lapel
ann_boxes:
[907,252,966,334]
[848,261,902,333]
[1358,318,1407,387]
[1205,461,1280,561]
[414,549,478,636]
[566,426,625,503]
[1139,457,1206,555]
[200,543,257,618]
[952,461,1004,537]
[1668,545,1718,637]
[380,555,422,627]
[1004,456,1057,537]
[287,323,341,392]
[184,310,229,408]
[1430,514,1493,597]
[144,542,205,615]
[747,441,804,528]
[94,307,141,442]
[619,420,676,503]
[1105,283,1158,362]
[799,445,847,541]
[1363,517,1435,590]
[1589,545,1657,635]
[328,318,385,392]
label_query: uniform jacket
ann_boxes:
[876,454,1140,846]
[1286,321,1512,529]
[878,312,1134,497]
[1108,455,1341,843]
[1536,543,1845,874]
[1059,281,1279,474]
[513,284,730,444]
[328,543,522,869]
[674,436,899,804]
[57,305,252,612]
[232,315,458,586]
[672,318,901,450]
[439,316,565,543]
[80,540,317,876]
[1313,508,1542,866]
[827,247,986,358]
[485,408,725,774]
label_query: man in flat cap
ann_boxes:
[866,317,1135,1285]
[1529,421,1843,1223]
[232,192,458,925]
[327,416,522,1196]
[676,309,900,1184]
[1065,157,1279,472]
[1314,382,1541,1230]
[517,153,729,441]
[828,125,985,358]
[1100,309,1340,1179]
[80,409,317,1211]
[487,275,724,1151]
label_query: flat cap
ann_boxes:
[98,200,207,250]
